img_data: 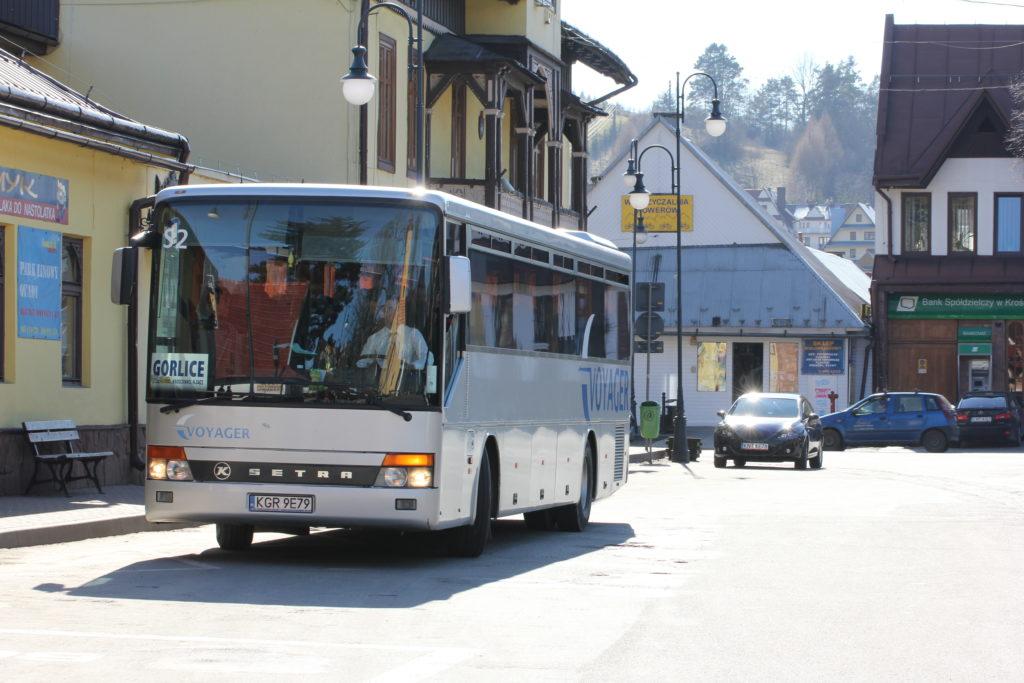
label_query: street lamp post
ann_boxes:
[629,208,647,430]
[624,71,726,463]
[341,0,425,184]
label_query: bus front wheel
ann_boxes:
[555,442,593,532]
[448,454,493,557]
[216,523,254,551]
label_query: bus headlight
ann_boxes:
[376,453,434,488]
[381,467,408,487]
[147,445,192,481]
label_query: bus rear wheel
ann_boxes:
[448,454,493,557]
[216,523,253,551]
[556,443,593,532]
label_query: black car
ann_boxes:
[955,392,1024,446]
[713,392,825,469]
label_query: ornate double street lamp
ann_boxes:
[341,0,425,183]
[624,71,726,463]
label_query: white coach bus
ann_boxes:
[112,184,631,557]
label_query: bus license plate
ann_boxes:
[248,494,315,514]
[741,442,769,451]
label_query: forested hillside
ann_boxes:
[588,44,879,205]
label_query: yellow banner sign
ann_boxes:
[621,194,693,232]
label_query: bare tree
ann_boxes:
[792,53,819,128]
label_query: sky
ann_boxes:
[562,0,1024,110]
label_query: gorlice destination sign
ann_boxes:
[889,294,1024,320]
[0,166,69,225]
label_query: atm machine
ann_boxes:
[967,357,991,392]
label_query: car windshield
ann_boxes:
[958,396,1007,409]
[730,396,799,418]
[148,198,441,407]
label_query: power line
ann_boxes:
[959,0,1024,7]
[888,39,1024,50]
[880,84,1014,92]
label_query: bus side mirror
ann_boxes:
[446,255,472,314]
[110,246,137,305]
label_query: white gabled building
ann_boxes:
[588,118,871,424]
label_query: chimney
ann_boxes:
[775,186,786,214]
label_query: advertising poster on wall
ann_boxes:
[0,166,69,225]
[697,341,727,392]
[802,339,845,375]
[812,378,834,416]
[17,226,62,340]
[769,342,799,393]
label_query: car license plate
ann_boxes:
[741,442,769,451]
[970,416,993,423]
[248,494,314,513]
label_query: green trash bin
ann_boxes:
[639,401,661,440]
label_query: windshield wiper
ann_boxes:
[330,386,413,422]
[159,392,245,414]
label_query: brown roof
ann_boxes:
[873,14,1022,188]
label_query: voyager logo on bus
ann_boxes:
[175,414,251,441]
[579,366,630,420]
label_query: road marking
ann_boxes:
[150,653,331,675]
[18,652,103,663]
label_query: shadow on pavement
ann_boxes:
[53,519,634,609]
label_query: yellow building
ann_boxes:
[0,45,202,494]
[38,0,634,231]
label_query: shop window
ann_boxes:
[901,193,931,254]
[376,33,397,173]
[0,228,4,381]
[697,342,727,392]
[948,193,977,253]
[995,194,1023,254]
[61,237,83,384]
[1009,321,1024,393]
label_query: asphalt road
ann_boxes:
[1,444,1022,681]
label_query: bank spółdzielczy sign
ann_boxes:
[0,166,69,225]
[889,294,1024,320]
[621,194,693,232]
[17,226,62,340]
[802,339,844,375]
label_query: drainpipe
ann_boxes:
[877,186,894,256]
[860,336,873,400]
[127,196,155,471]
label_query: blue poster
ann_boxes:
[17,226,62,340]
[801,339,844,375]
[0,166,69,225]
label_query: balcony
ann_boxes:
[396,0,465,34]
[0,0,59,47]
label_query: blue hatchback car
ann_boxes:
[820,392,958,453]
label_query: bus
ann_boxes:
[112,184,632,557]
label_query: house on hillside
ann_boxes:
[789,204,833,249]
[746,187,794,232]
[825,203,876,273]
[588,118,871,425]
[871,14,1024,401]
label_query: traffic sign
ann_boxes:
[635,312,664,341]
[635,282,664,312]
[634,340,664,354]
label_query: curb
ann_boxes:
[0,516,197,550]
[629,448,669,463]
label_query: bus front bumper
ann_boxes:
[145,480,444,530]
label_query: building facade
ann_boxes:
[40,0,632,231]
[871,15,1024,402]
[0,44,197,494]
[588,119,871,425]
[825,203,876,273]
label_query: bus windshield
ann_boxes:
[148,198,441,407]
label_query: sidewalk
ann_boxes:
[0,485,192,549]
[629,426,715,463]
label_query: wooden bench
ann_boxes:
[23,420,113,496]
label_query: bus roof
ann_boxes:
[155,183,631,271]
